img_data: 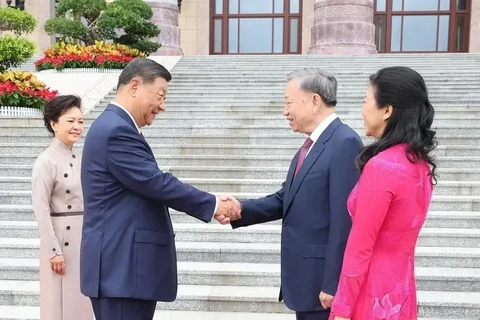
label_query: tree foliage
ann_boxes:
[0,7,37,35]
[44,0,161,54]
[0,8,37,72]
[0,36,35,72]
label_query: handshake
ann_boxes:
[214,195,241,224]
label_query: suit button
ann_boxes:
[64,173,68,178]
[283,222,288,226]
[66,189,70,194]
[70,163,73,167]
[66,226,71,230]
[52,248,56,251]
[72,154,76,159]
[67,205,72,209]
[65,242,69,246]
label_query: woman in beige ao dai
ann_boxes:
[31,95,93,320]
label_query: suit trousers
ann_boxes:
[90,297,157,320]
[296,310,330,320]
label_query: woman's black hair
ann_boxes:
[356,66,438,184]
[43,95,82,135]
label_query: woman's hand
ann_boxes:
[49,254,65,275]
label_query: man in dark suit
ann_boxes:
[80,58,239,320]
[225,68,363,320]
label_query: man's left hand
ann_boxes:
[319,291,334,309]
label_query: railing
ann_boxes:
[0,106,43,117]
[6,0,25,10]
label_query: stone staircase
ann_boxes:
[14,55,41,72]
[0,54,480,319]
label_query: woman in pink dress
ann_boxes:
[329,66,437,320]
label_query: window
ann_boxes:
[210,0,302,54]
[374,0,470,53]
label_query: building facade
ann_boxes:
[3,0,480,55]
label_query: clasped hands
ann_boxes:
[214,195,241,224]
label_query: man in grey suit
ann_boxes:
[224,68,363,320]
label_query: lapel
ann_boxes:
[284,118,343,215]
[284,150,300,192]
[106,104,155,156]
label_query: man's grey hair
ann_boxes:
[287,68,337,107]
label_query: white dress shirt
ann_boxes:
[306,113,338,157]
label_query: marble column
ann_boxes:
[309,0,377,54]
[469,0,480,52]
[146,0,183,55]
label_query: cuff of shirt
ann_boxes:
[211,196,219,222]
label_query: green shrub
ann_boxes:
[44,0,161,54]
[0,35,35,72]
[0,7,37,35]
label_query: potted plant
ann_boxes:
[35,41,146,72]
[0,71,58,116]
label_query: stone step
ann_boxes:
[4,112,480,126]
[151,80,480,86]
[101,91,480,98]
[170,167,480,182]
[167,77,480,83]
[1,131,479,145]
[0,152,478,168]
[0,280,478,318]
[164,210,478,229]
[98,95,480,105]
[170,65,480,70]
[1,161,478,180]
[82,108,480,118]
[0,307,306,320]
[5,122,480,135]
[169,69,480,73]
[136,88,480,95]
[0,133,479,145]
[165,77,480,83]
[0,307,302,320]
[0,258,479,293]
[0,205,479,228]
[1,221,479,248]
[0,143,480,157]
[1,177,479,196]
[176,63,480,68]
[7,127,476,144]
[1,190,479,211]
[173,58,480,62]
[0,238,479,267]
[55,112,480,129]
[0,308,471,320]
[175,59,480,64]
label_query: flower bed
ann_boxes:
[35,41,146,71]
[0,71,58,110]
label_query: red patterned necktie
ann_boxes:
[294,138,313,177]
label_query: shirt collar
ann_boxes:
[309,113,338,144]
[110,101,141,134]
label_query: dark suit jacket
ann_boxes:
[231,118,363,312]
[80,104,216,301]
